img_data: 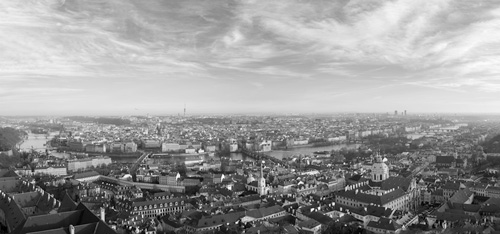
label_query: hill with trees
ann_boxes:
[483,134,500,153]
[66,116,131,126]
[0,127,24,151]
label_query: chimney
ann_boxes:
[69,225,75,234]
[100,207,105,222]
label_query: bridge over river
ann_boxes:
[238,143,284,165]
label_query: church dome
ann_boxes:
[372,154,389,182]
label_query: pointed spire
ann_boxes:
[261,160,264,178]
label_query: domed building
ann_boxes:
[371,154,389,182]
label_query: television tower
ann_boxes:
[184,103,186,117]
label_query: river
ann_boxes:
[226,143,361,161]
[20,134,361,162]
[19,133,52,151]
[19,132,70,158]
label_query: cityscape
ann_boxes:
[2,0,500,234]
[1,114,500,234]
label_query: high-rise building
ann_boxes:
[404,110,407,115]
[394,110,398,116]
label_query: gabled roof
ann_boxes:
[449,188,473,204]
[58,192,77,213]
[0,169,19,178]
[0,194,26,232]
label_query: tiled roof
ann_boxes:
[298,219,321,229]
[195,211,245,228]
[74,171,100,179]
[436,156,455,164]
[352,205,393,218]
[380,177,412,191]
[367,217,401,231]
[245,205,284,219]
[58,192,77,213]
[307,212,334,225]
[451,203,481,213]
[449,188,473,204]
[442,182,461,191]
[336,188,406,206]
[0,169,19,178]
[12,203,115,234]
[0,194,26,232]
[436,211,476,222]
[131,197,185,207]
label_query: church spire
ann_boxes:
[260,160,264,178]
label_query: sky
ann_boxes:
[1,0,500,116]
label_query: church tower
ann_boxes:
[371,154,389,182]
[258,161,267,195]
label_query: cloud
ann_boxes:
[1,0,500,114]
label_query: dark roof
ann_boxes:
[298,219,321,229]
[451,203,481,213]
[352,205,393,218]
[0,194,26,232]
[367,217,401,231]
[336,188,406,206]
[307,212,334,225]
[436,156,455,164]
[194,211,245,228]
[436,211,476,222]
[380,177,413,191]
[0,169,19,178]
[449,188,473,204]
[442,182,461,191]
[246,205,284,219]
[348,174,363,182]
[58,192,78,213]
[12,203,116,234]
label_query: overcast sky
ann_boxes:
[1,0,500,115]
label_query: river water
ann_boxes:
[20,134,361,162]
[19,133,52,151]
[227,143,361,161]
[19,132,70,158]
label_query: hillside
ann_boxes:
[0,127,23,151]
[66,116,131,126]
[483,134,500,153]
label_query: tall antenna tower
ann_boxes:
[184,103,186,117]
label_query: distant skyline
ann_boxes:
[1,0,500,115]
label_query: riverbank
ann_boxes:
[280,141,354,150]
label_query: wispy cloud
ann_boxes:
[1,0,500,114]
